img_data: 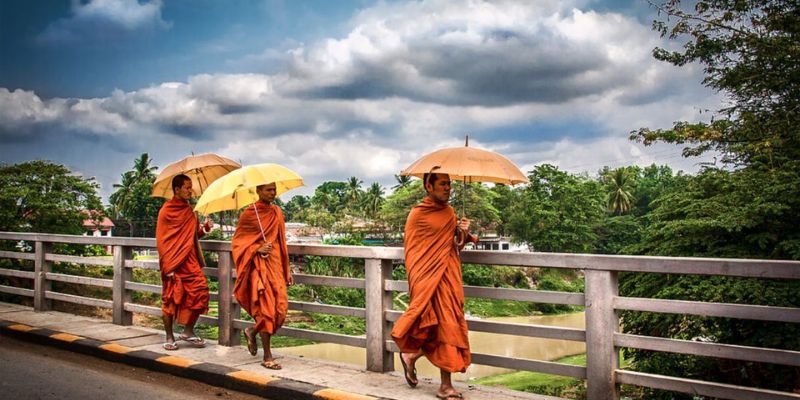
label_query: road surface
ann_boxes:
[0,334,266,400]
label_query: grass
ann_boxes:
[473,352,629,399]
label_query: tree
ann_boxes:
[108,154,164,237]
[622,1,800,395]
[505,164,605,253]
[283,195,310,222]
[132,153,157,182]
[632,0,800,167]
[629,164,681,217]
[449,182,500,233]
[603,167,634,215]
[392,175,412,190]
[362,182,385,219]
[379,181,426,232]
[312,181,347,214]
[344,176,364,213]
[489,184,520,236]
[0,161,102,235]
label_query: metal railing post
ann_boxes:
[365,258,394,372]
[585,269,620,400]
[112,245,133,325]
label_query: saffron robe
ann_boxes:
[391,197,477,373]
[232,202,290,334]
[156,197,209,325]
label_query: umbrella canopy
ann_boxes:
[152,153,241,199]
[400,140,529,185]
[194,163,304,215]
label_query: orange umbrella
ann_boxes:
[151,153,241,199]
[400,137,529,186]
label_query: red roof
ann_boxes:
[82,210,114,229]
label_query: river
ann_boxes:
[278,312,586,381]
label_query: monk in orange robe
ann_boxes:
[232,183,293,369]
[392,172,477,399]
[156,174,212,351]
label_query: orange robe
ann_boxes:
[391,197,477,373]
[156,197,209,325]
[232,202,290,334]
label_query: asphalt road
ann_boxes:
[0,334,266,400]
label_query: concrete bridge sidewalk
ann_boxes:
[0,302,558,400]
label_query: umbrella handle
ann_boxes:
[253,203,270,258]
[454,228,466,248]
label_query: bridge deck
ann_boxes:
[0,302,558,400]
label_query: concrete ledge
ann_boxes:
[0,318,391,400]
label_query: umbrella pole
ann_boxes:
[462,179,466,218]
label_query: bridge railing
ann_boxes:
[0,232,798,400]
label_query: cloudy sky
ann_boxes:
[0,0,720,200]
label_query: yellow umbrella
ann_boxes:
[194,163,304,215]
[152,153,241,198]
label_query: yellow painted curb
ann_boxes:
[227,370,279,386]
[50,333,82,342]
[314,389,378,400]
[156,355,200,368]
[8,324,34,332]
[100,343,134,354]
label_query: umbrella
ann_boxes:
[400,136,529,186]
[152,153,241,198]
[194,163,304,215]
[400,136,529,245]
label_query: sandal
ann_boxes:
[162,341,179,351]
[261,360,282,370]
[435,391,463,399]
[178,334,206,347]
[399,353,418,388]
[244,328,258,356]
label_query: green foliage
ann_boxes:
[362,182,385,219]
[594,215,642,255]
[312,181,348,213]
[637,0,800,167]
[622,3,800,393]
[620,273,800,397]
[282,195,310,222]
[489,184,520,236]
[462,264,529,289]
[108,153,163,237]
[0,160,102,234]
[379,180,426,232]
[506,164,605,253]
[450,182,501,233]
[630,165,800,259]
[602,167,635,215]
[531,268,584,314]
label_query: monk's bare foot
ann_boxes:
[436,386,463,399]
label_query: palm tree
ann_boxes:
[345,176,363,211]
[393,175,412,190]
[132,153,158,182]
[607,168,634,215]
[109,171,137,235]
[363,182,385,219]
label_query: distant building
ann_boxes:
[82,211,114,238]
[82,210,114,254]
[468,233,527,252]
[286,222,324,244]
